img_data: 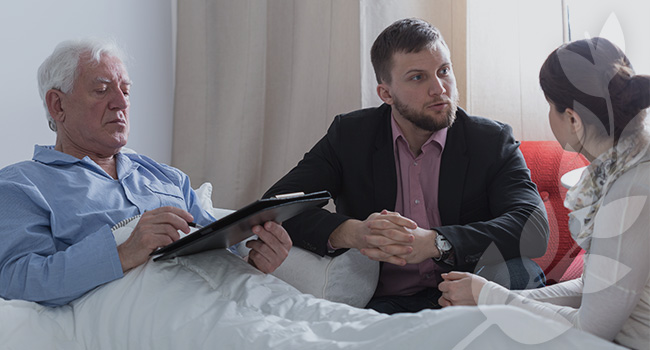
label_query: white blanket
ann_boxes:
[0,183,623,349]
[0,249,623,349]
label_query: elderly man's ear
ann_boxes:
[45,89,66,123]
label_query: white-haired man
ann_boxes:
[0,39,291,306]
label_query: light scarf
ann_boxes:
[565,129,650,251]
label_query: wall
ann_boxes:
[567,0,650,75]
[465,0,649,141]
[466,0,564,141]
[0,0,175,168]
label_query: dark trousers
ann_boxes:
[366,257,545,315]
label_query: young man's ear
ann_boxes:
[376,83,394,105]
[45,89,66,123]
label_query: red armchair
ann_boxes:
[519,141,589,284]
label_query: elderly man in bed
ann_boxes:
[0,39,292,307]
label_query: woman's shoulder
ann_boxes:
[602,157,650,225]
[607,158,650,194]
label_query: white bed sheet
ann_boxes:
[0,248,623,350]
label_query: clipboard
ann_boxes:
[151,190,331,261]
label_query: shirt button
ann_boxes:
[413,161,418,166]
[414,199,420,204]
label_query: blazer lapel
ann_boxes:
[373,107,397,212]
[439,110,469,225]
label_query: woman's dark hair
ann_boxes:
[370,18,447,85]
[540,37,650,143]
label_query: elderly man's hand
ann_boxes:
[117,206,194,272]
[245,221,292,273]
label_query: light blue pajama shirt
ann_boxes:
[0,145,215,306]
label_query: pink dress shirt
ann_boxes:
[373,116,448,297]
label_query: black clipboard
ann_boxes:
[151,190,331,261]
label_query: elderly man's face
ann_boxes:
[58,53,131,157]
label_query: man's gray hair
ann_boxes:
[37,38,127,131]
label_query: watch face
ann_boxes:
[436,235,452,251]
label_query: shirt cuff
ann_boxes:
[326,239,338,254]
[441,249,456,265]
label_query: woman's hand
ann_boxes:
[438,271,488,307]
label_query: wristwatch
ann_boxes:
[434,233,452,262]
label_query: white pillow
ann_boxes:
[193,182,236,219]
[236,235,379,308]
[197,182,380,308]
[270,247,379,308]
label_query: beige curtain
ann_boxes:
[173,0,362,209]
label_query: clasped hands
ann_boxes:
[117,206,291,274]
[329,210,487,308]
[329,210,440,266]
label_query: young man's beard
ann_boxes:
[393,94,459,132]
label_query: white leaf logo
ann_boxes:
[597,13,626,53]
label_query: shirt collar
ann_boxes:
[32,145,138,179]
[390,115,448,154]
[33,145,83,165]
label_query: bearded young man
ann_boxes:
[264,18,550,314]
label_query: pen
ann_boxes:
[188,222,203,229]
[273,192,305,199]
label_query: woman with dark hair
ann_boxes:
[438,37,650,349]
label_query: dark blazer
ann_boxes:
[264,104,549,271]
